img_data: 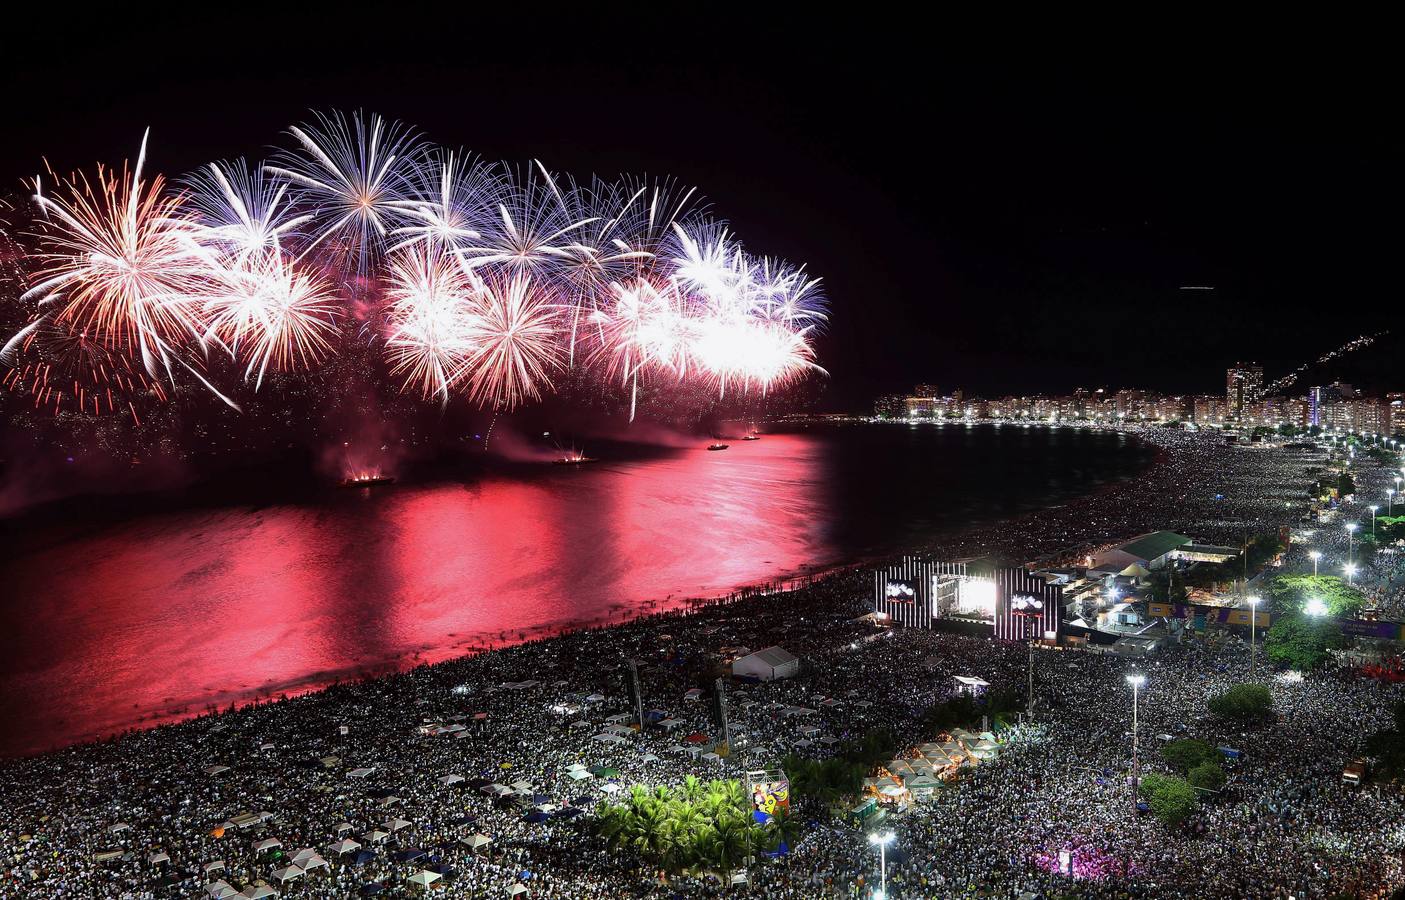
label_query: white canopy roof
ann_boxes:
[270,866,303,883]
[408,870,442,887]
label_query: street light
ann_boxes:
[1126,673,1145,818]
[868,831,895,899]
[1346,523,1358,564]
[1370,505,1379,537]
[1390,488,1397,517]
[1344,563,1358,586]
[1246,596,1261,673]
[1308,550,1322,577]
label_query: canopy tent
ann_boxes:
[508,883,529,896]
[328,839,361,855]
[253,839,282,852]
[438,774,465,785]
[408,870,442,888]
[148,851,170,865]
[206,881,238,900]
[238,887,279,900]
[270,866,304,883]
[462,833,493,850]
[203,861,227,874]
[203,765,231,776]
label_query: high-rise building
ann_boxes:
[1226,363,1264,420]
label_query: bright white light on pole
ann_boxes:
[1305,596,1328,616]
[1126,673,1145,688]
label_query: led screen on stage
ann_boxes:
[885,579,918,603]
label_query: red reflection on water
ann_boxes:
[0,435,830,755]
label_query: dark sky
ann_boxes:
[3,14,1399,410]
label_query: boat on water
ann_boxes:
[741,434,760,441]
[340,473,396,488]
[552,454,597,466]
[707,443,730,451]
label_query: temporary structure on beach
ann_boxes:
[731,646,800,681]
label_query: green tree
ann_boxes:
[1188,761,1226,792]
[1160,738,1215,773]
[1138,773,1199,827]
[1265,574,1366,617]
[1208,683,1274,721]
[1265,615,1346,670]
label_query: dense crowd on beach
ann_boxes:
[3,427,1404,899]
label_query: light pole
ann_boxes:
[1309,550,1321,577]
[1390,488,1396,517]
[1126,673,1145,819]
[1346,523,1358,565]
[1247,596,1261,673]
[1370,505,1379,538]
[868,831,894,899]
[1345,563,1358,586]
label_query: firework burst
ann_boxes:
[461,273,563,411]
[2,112,828,426]
[265,110,425,271]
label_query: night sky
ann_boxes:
[4,15,1398,409]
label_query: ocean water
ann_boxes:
[0,423,1151,755]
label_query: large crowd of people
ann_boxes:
[2,428,1403,899]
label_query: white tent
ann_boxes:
[363,830,390,844]
[507,883,529,896]
[253,838,282,852]
[462,833,493,850]
[270,865,303,883]
[239,887,279,900]
[383,818,412,833]
[347,767,376,779]
[327,839,361,855]
[731,646,799,681]
[203,765,231,776]
[205,880,238,899]
[148,851,170,865]
[408,870,442,888]
[438,774,465,785]
[203,861,227,874]
[592,733,627,744]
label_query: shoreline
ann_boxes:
[3,424,1171,760]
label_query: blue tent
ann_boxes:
[351,849,377,867]
[524,811,549,824]
[393,848,425,863]
[359,884,384,896]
